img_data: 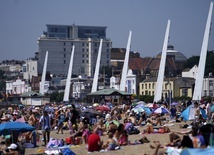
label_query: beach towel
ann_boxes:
[62,148,76,155]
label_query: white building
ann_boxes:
[61,76,92,99]
[110,69,136,94]
[38,24,112,77]
[182,65,214,98]
[182,65,198,79]
[22,59,38,82]
[202,73,214,97]
[6,78,31,94]
[126,69,136,94]
[39,81,50,94]
[0,64,22,72]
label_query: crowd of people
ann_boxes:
[0,99,213,155]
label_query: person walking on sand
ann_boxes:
[39,110,51,146]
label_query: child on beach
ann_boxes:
[118,130,128,146]
[102,132,117,150]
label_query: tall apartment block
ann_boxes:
[37,24,112,77]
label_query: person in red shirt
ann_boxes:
[87,127,103,152]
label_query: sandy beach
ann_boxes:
[25,122,187,155]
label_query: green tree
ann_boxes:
[50,92,58,102]
[56,92,64,102]
[182,56,199,69]
[138,95,154,103]
[182,51,214,76]
[0,70,6,91]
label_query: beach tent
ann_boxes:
[180,105,207,121]
[180,105,196,121]
[181,148,214,155]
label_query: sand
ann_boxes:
[25,122,187,155]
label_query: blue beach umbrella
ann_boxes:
[132,106,145,113]
[0,122,35,135]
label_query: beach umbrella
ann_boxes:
[132,106,145,113]
[153,107,170,114]
[132,101,146,107]
[95,105,110,112]
[131,102,138,107]
[143,107,152,116]
[145,103,159,109]
[135,103,146,108]
[132,106,152,116]
[0,122,35,135]
[137,101,146,105]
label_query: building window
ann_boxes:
[145,90,148,95]
[82,48,84,52]
[152,91,154,95]
[95,43,97,47]
[107,49,109,53]
[95,49,97,53]
[87,49,89,52]
[64,60,66,64]
[82,60,84,63]
[204,90,207,96]
[87,43,89,46]
[107,55,109,58]
[152,83,155,89]
[32,67,34,71]
[64,48,66,51]
[64,54,66,58]
[64,42,66,46]
[71,42,73,46]
[209,80,213,86]
[107,60,109,64]
[107,43,109,47]
[82,43,85,46]
[149,83,151,89]
[210,91,213,97]
[142,84,144,89]
[142,91,144,95]
[86,60,89,63]
[86,54,88,58]
[145,84,147,89]
[165,83,167,89]
[82,54,84,57]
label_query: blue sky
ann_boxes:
[0,0,214,61]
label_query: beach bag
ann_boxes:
[65,137,81,145]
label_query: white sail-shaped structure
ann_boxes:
[91,39,103,93]
[63,45,75,102]
[120,31,132,91]
[39,51,48,95]
[153,20,171,102]
[193,2,213,101]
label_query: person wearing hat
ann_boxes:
[105,113,119,132]
[3,143,19,155]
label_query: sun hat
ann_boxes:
[8,143,17,150]
[105,113,111,120]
